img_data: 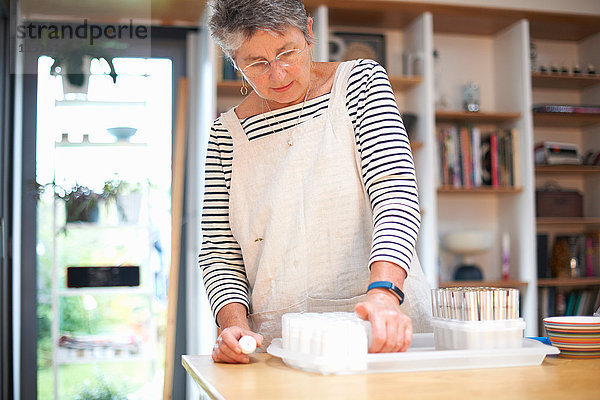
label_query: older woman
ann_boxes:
[200,0,431,364]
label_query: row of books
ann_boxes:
[538,287,600,334]
[537,233,600,279]
[437,126,519,188]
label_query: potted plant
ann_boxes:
[52,181,120,224]
[102,178,144,223]
[50,45,118,98]
[58,184,102,223]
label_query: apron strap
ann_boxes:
[220,109,249,146]
[328,60,358,114]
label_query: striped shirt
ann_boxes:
[199,59,421,319]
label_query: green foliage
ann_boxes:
[60,297,95,334]
[73,373,127,400]
[37,302,54,369]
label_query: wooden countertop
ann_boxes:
[182,352,599,399]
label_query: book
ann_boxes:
[573,291,583,316]
[576,290,591,315]
[593,288,600,314]
[556,290,567,315]
[586,232,600,277]
[548,286,556,316]
[490,132,499,188]
[537,233,550,278]
[510,128,521,187]
[459,126,472,188]
[498,130,507,186]
[586,235,594,277]
[448,126,461,187]
[481,133,492,186]
[471,126,482,187]
[565,291,577,316]
[437,127,446,186]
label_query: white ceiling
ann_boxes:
[19,0,206,26]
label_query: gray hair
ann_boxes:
[207,0,312,61]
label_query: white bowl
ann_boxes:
[443,231,495,255]
[107,127,137,141]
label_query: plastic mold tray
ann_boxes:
[431,317,526,350]
[266,333,559,375]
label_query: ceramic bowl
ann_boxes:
[543,316,600,358]
[443,230,495,255]
[107,127,137,141]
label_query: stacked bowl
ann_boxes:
[543,316,600,358]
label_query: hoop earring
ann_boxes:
[240,77,248,96]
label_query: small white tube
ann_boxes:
[239,335,257,354]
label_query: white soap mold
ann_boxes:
[431,317,526,350]
[281,312,371,373]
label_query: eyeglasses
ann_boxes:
[239,42,308,78]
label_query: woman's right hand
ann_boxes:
[212,326,264,364]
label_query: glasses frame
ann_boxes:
[238,41,309,78]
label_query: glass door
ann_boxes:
[34,54,174,400]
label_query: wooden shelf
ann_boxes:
[439,280,528,288]
[536,217,600,226]
[410,141,423,151]
[305,1,600,41]
[436,110,521,124]
[389,75,423,91]
[56,141,147,148]
[533,112,600,128]
[217,80,246,97]
[535,165,600,174]
[538,278,600,287]
[55,100,146,107]
[57,287,152,297]
[532,73,600,90]
[438,186,522,194]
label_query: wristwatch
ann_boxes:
[367,281,405,305]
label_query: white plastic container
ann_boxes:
[432,317,525,350]
[281,312,371,373]
[267,333,558,375]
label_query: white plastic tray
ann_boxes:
[266,333,559,375]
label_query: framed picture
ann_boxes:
[329,32,386,68]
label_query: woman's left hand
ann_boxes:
[355,291,412,353]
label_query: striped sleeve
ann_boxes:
[198,120,249,321]
[346,59,421,273]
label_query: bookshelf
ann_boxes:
[533,112,600,128]
[208,0,600,336]
[535,165,600,174]
[389,75,423,91]
[435,110,521,124]
[217,81,245,97]
[432,17,533,331]
[536,217,600,226]
[532,26,600,333]
[438,187,522,194]
[531,72,600,90]
[538,278,600,288]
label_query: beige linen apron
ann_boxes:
[220,61,431,347]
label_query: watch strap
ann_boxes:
[367,281,405,305]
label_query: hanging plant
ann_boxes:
[49,47,118,89]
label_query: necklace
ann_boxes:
[262,84,311,147]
